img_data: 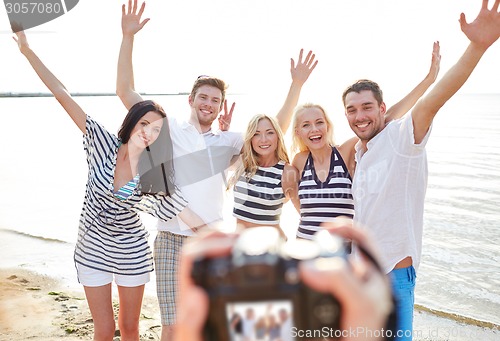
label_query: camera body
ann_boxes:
[191,227,349,341]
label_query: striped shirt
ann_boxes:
[233,161,286,225]
[297,147,354,240]
[74,116,188,276]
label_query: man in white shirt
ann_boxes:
[279,308,293,341]
[241,308,256,341]
[341,2,500,340]
[152,76,242,340]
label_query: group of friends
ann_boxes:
[228,305,292,341]
[11,0,500,340]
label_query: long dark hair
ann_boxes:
[118,100,175,196]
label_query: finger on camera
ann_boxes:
[179,233,236,288]
[175,285,209,341]
[299,257,391,321]
[299,257,362,306]
[184,230,237,259]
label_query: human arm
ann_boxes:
[178,207,216,233]
[290,152,308,213]
[338,136,358,178]
[13,31,86,133]
[282,163,300,212]
[276,49,318,134]
[116,0,149,110]
[384,41,441,123]
[227,154,242,172]
[142,191,212,233]
[411,0,500,144]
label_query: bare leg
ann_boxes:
[161,325,175,341]
[117,284,145,341]
[84,284,115,341]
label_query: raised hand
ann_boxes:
[427,41,441,83]
[12,30,87,133]
[275,49,318,133]
[122,0,150,37]
[290,49,318,86]
[12,30,29,54]
[218,100,235,131]
[459,0,500,50]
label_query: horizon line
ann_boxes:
[0,91,494,98]
[0,91,248,98]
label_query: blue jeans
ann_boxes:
[390,265,416,341]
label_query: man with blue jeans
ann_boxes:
[342,1,500,339]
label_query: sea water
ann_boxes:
[0,93,499,326]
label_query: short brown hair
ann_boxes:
[189,76,227,109]
[342,79,383,107]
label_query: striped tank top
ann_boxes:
[297,147,354,240]
[233,160,286,225]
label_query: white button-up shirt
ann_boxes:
[352,113,431,274]
[157,116,243,235]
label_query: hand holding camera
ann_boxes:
[175,219,395,341]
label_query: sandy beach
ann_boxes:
[0,268,162,341]
[0,229,499,340]
[1,267,499,341]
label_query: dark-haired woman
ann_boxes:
[13,31,207,341]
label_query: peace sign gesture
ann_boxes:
[218,100,235,131]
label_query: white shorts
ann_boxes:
[76,263,150,287]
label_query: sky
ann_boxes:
[1,0,499,106]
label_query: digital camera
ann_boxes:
[191,226,349,341]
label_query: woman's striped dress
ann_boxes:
[74,116,187,276]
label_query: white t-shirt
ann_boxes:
[241,317,256,339]
[352,113,431,274]
[157,116,243,235]
[280,317,293,341]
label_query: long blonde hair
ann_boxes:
[229,114,289,188]
[291,103,335,154]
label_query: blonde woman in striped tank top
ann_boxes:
[229,49,318,239]
[291,42,441,240]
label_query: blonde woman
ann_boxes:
[230,49,317,237]
[291,103,357,240]
[292,42,441,240]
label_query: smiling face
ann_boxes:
[251,118,279,163]
[344,90,386,145]
[188,84,223,131]
[295,106,331,151]
[129,111,164,149]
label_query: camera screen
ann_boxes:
[226,300,295,341]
